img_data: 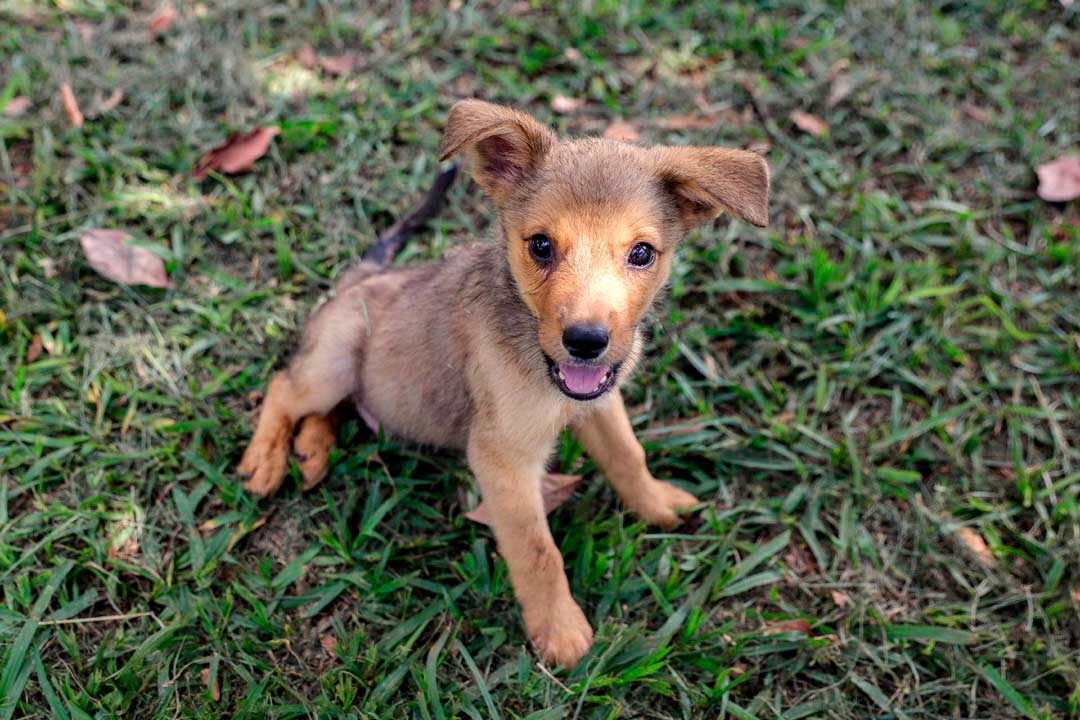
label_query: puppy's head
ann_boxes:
[440,99,769,401]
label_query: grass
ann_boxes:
[1,0,1079,717]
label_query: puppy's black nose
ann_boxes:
[562,325,609,360]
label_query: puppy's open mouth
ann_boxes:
[545,356,619,401]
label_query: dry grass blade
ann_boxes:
[59,82,83,128]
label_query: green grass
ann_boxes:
[2,1,1079,717]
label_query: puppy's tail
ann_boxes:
[361,165,458,268]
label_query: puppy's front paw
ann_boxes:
[237,428,290,497]
[526,596,594,669]
[631,480,699,530]
[293,415,336,490]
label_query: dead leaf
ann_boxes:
[199,667,221,702]
[318,53,356,76]
[825,58,850,82]
[320,636,336,654]
[953,526,994,567]
[1036,155,1080,202]
[765,619,811,635]
[80,229,172,288]
[830,590,849,608]
[551,95,585,114]
[783,542,820,577]
[1071,585,1080,603]
[97,89,124,114]
[790,110,827,137]
[747,140,772,156]
[192,126,279,180]
[3,96,31,118]
[959,103,990,124]
[59,83,83,128]
[297,46,317,69]
[107,510,143,562]
[603,121,640,143]
[36,258,59,278]
[826,74,854,107]
[148,3,176,34]
[656,114,716,130]
[73,21,94,43]
[25,334,43,363]
[467,473,582,526]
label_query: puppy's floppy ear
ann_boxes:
[652,146,770,229]
[439,99,555,204]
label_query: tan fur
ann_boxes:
[237,100,769,668]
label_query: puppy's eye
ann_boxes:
[528,233,553,264]
[627,242,656,268]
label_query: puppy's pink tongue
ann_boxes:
[559,362,608,395]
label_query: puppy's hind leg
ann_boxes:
[238,290,365,497]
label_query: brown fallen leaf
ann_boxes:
[3,96,31,118]
[747,140,772,156]
[320,635,336,654]
[1035,155,1080,202]
[825,58,850,82]
[790,110,827,137]
[97,89,125,114]
[765,619,811,635]
[1071,585,1080,604]
[826,74,854,107]
[656,114,717,131]
[73,20,95,43]
[297,46,317,69]
[603,121,640,143]
[192,126,279,180]
[318,53,356,76]
[80,229,172,288]
[466,473,582,526]
[25,334,43,363]
[959,103,990,124]
[36,258,59,278]
[59,83,84,128]
[551,94,585,114]
[148,3,176,34]
[830,589,849,608]
[783,541,820,577]
[953,526,994,567]
[199,667,220,702]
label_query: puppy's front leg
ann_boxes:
[467,432,593,668]
[573,392,698,529]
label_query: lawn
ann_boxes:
[2,1,1079,718]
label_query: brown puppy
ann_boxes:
[237,100,769,668]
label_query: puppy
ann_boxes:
[237,100,769,668]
